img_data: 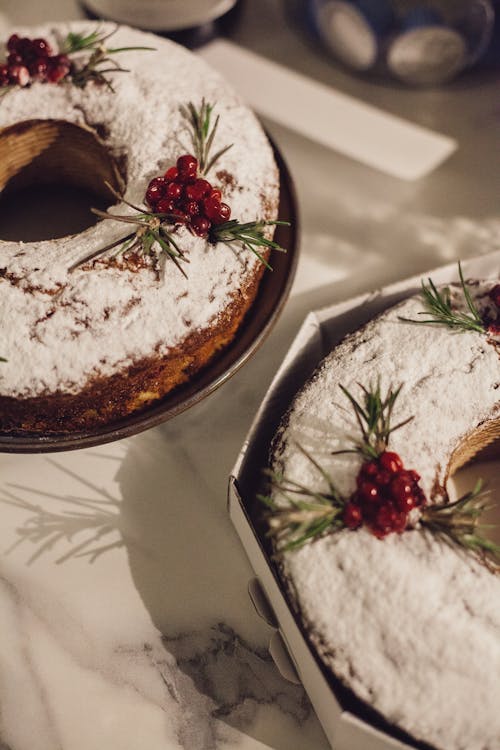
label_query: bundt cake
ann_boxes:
[264,269,500,750]
[0,22,281,434]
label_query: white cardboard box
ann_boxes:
[228,250,500,750]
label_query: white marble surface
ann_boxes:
[1,1,500,748]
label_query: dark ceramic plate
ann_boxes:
[0,141,299,453]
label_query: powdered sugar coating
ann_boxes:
[0,23,279,397]
[272,284,500,750]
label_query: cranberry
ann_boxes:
[30,58,48,80]
[488,323,500,336]
[32,38,52,57]
[191,215,211,236]
[391,509,408,534]
[185,178,212,202]
[360,460,378,478]
[17,37,34,58]
[371,504,395,537]
[47,57,70,83]
[8,64,30,87]
[379,451,403,473]
[374,470,391,487]
[184,200,200,217]
[156,198,175,214]
[7,34,20,53]
[393,493,417,513]
[372,503,406,537]
[358,481,379,503]
[7,53,23,66]
[146,186,162,207]
[164,166,179,181]
[203,196,231,224]
[390,475,413,501]
[489,284,500,308]
[0,64,9,85]
[165,181,182,200]
[214,202,231,224]
[343,502,363,530]
[209,188,222,201]
[177,154,198,180]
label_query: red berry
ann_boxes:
[7,34,20,53]
[203,196,220,219]
[374,470,391,487]
[164,166,179,181]
[390,475,413,503]
[145,177,168,205]
[32,38,52,57]
[0,64,9,85]
[7,53,23,66]
[184,200,200,217]
[394,493,418,513]
[8,64,30,86]
[165,181,182,200]
[360,460,378,479]
[489,284,500,308]
[146,186,162,207]
[343,502,363,530]
[177,154,198,178]
[209,188,222,201]
[392,510,408,534]
[149,176,167,190]
[372,503,406,537]
[156,198,175,214]
[379,451,403,473]
[47,57,70,83]
[215,202,231,224]
[372,504,395,537]
[17,37,34,59]
[358,481,379,504]
[203,196,232,224]
[30,57,48,80]
[488,323,500,336]
[191,215,211,236]
[185,178,212,202]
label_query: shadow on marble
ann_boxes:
[114,433,324,750]
[0,430,327,749]
[0,457,126,565]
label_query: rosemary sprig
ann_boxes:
[179,99,233,175]
[0,357,6,362]
[400,262,485,334]
[421,481,500,572]
[332,381,413,460]
[62,26,154,91]
[259,443,346,552]
[69,182,188,277]
[211,219,289,270]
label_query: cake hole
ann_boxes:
[0,119,125,242]
[450,438,500,546]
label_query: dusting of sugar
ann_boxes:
[0,23,279,397]
[272,283,500,750]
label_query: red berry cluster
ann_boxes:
[342,451,427,538]
[0,34,70,89]
[145,154,231,238]
[487,284,500,335]
[489,284,500,309]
